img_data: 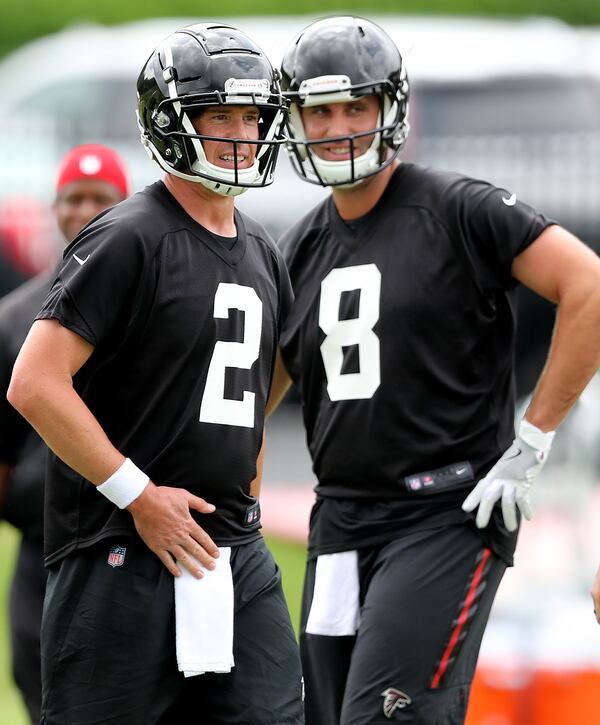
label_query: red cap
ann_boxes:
[56,144,130,198]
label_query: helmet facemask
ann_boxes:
[284,73,409,188]
[137,28,289,197]
[139,83,286,197]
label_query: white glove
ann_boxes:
[462,419,555,531]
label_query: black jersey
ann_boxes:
[279,164,553,564]
[0,272,52,539]
[37,181,292,565]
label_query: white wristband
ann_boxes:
[97,458,149,509]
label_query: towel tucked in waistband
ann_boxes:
[305,550,360,637]
[174,546,234,677]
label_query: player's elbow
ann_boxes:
[579,273,600,322]
[557,259,600,319]
[7,364,45,422]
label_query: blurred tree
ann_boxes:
[2,0,600,59]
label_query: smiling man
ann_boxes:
[8,23,302,725]
[267,15,600,725]
[193,105,261,171]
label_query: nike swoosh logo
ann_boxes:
[73,253,90,266]
[502,193,517,207]
[455,467,467,475]
[504,447,521,461]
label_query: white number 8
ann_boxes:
[319,264,381,401]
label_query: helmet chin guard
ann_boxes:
[280,17,410,188]
[137,24,288,196]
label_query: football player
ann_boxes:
[267,16,600,724]
[0,143,129,725]
[8,24,302,725]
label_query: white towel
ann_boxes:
[174,546,235,677]
[305,550,360,636]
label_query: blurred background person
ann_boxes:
[0,197,55,299]
[0,143,129,725]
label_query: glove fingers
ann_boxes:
[475,498,494,529]
[501,484,517,532]
[462,476,492,513]
[517,496,533,521]
[475,479,503,529]
[462,425,550,533]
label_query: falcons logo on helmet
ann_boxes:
[381,688,412,718]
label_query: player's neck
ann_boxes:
[164,174,237,237]
[331,161,399,221]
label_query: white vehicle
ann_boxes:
[2,15,599,241]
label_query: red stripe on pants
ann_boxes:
[430,547,492,689]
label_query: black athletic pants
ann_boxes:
[300,524,506,725]
[41,536,304,725]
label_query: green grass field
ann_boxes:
[0,522,306,725]
[0,523,27,725]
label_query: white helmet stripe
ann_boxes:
[161,42,178,100]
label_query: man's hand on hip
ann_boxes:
[127,482,219,578]
[462,419,555,531]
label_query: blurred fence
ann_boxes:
[416,130,600,247]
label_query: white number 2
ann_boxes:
[319,264,381,401]
[199,283,263,428]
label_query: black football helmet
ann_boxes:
[280,16,409,187]
[137,23,288,196]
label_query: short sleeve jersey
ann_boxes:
[0,273,52,539]
[279,164,553,564]
[38,181,292,565]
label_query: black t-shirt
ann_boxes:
[0,272,53,540]
[279,164,553,565]
[37,181,293,565]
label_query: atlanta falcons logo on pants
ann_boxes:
[381,688,412,718]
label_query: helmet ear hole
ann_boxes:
[152,109,174,131]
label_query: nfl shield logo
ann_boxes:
[107,545,126,568]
